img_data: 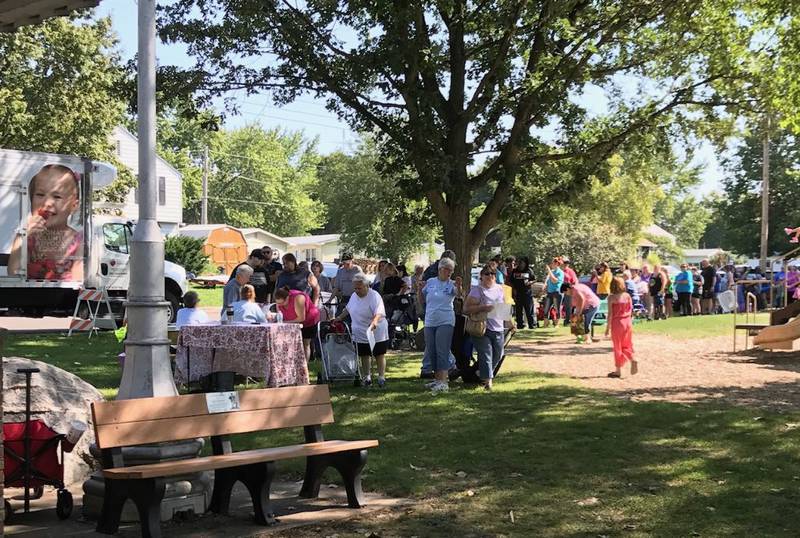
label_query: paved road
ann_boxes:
[0,316,70,333]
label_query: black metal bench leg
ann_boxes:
[299,455,328,499]
[96,478,128,534]
[329,449,368,508]
[129,478,166,538]
[240,462,277,525]
[208,467,238,515]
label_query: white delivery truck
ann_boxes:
[0,149,188,322]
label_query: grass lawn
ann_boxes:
[189,283,223,307]
[5,332,800,536]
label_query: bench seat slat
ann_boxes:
[95,403,335,449]
[101,440,379,479]
[93,385,331,426]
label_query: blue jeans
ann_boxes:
[423,325,454,372]
[471,329,504,381]
[544,292,563,321]
[582,305,598,335]
[562,293,573,325]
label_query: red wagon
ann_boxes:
[3,368,74,523]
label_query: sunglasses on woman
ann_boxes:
[481,271,496,277]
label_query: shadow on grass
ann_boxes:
[239,355,800,537]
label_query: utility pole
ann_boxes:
[201,146,209,224]
[760,115,771,273]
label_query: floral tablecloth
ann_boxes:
[175,323,308,386]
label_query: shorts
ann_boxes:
[702,289,714,300]
[691,292,701,299]
[356,340,389,357]
[653,294,664,307]
[301,324,318,340]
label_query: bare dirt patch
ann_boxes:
[507,333,800,410]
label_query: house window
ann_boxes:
[158,176,166,206]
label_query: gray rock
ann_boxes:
[3,357,104,486]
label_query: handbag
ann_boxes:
[465,310,488,337]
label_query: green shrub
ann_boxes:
[164,236,210,275]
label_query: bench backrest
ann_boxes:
[92,384,333,449]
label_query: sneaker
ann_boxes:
[430,382,449,394]
[361,378,372,387]
[424,380,439,388]
[377,377,386,388]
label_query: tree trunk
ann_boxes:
[442,203,477,285]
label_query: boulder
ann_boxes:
[3,357,104,486]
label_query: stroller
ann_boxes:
[387,293,418,351]
[316,320,361,385]
[4,368,75,524]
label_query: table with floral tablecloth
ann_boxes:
[175,323,308,386]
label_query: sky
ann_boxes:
[95,1,726,195]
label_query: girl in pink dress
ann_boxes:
[604,276,638,378]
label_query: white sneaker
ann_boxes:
[430,382,449,394]
[424,380,439,388]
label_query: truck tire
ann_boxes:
[165,289,179,323]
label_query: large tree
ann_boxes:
[160,0,769,279]
[703,128,800,257]
[317,139,436,261]
[0,15,132,201]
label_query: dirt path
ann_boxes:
[507,333,800,410]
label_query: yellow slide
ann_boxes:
[753,316,800,350]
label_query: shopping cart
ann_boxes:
[3,368,75,524]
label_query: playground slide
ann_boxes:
[753,316,800,348]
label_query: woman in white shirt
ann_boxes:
[175,291,209,328]
[232,284,267,324]
[335,273,389,388]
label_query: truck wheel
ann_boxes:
[165,290,179,323]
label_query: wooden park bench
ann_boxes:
[91,384,378,538]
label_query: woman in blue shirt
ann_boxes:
[417,257,462,393]
[543,258,565,327]
[232,284,267,324]
[674,263,693,316]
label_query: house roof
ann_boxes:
[113,126,183,179]
[178,224,239,239]
[283,234,341,246]
[637,237,658,248]
[0,0,99,32]
[642,224,676,242]
[683,248,725,258]
[239,227,288,245]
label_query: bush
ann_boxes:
[164,236,210,275]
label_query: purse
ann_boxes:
[465,310,488,337]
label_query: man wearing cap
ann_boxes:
[423,250,456,281]
[230,249,268,303]
[333,253,363,315]
[561,257,578,326]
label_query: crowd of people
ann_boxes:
[176,243,799,393]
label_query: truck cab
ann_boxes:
[0,148,187,322]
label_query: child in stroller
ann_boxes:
[385,293,418,350]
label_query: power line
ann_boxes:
[206,196,281,207]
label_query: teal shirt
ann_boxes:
[546,268,564,293]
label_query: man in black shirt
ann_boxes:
[261,245,284,302]
[700,259,717,315]
[229,249,268,302]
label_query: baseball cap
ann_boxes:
[341,252,354,261]
[441,250,456,261]
[249,249,266,259]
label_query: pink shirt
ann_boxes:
[572,283,600,310]
[278,289,320,328]
[563,266,578,285]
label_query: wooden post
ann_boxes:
[760,115,771,273]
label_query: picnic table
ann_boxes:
[175,323,308,386]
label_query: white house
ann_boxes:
[98,126,183,235]
[683,248,728,265]
[283,234,342,262]
[240,228,291,258]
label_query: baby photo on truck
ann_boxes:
[7,164,84,281]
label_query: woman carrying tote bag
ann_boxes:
[463,264,506,391]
